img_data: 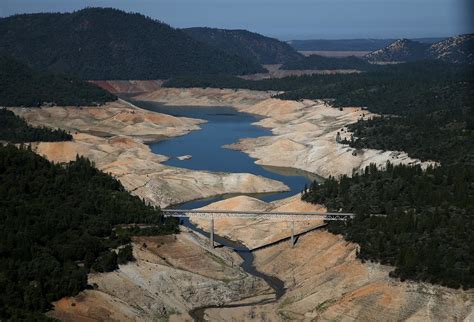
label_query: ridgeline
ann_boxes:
[0,8,265,80]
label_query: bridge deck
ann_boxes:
[162,209,354,221]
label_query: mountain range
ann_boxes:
[365,35,474,64]
[0,7,471,82]
[0,8,265,80]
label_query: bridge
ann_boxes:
[162,209,355,248]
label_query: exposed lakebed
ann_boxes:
[126,99,324,317]
[130,99,320,209]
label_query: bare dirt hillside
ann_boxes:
[48,229,272,321]
[193,196,474,321]
[135,87,273,108]
[231,98,434,177]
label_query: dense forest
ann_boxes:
[0,56,116,107]
[302,163,473,289]
[0,109,72,143]
[183,27,303,65]
[0,145,178,320]
[280,54,376,71]
[0,8,264,79]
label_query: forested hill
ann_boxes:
[0,144,178,319]
[183,27,303,65]
[302,163,473,289]
[0,8,265,80]
[0,56,116,107]
[366,34,474,64]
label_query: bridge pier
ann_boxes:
[290,221,295,247]
[210,217,214,248]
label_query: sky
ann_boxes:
[1,0,472,40]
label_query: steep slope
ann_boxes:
[0,56,116,106]
[183,27,303,64]
[0,8,264,80]
[365,39,430,62]
[428,34,474,64]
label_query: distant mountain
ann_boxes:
[287,38,444,52]
[0,8,265,80]
[428,34,474,64]
[0,56,116,106]
[365,35,473,64]
[365,39,430,62]
[183,27,303,65]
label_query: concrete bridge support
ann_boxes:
[210,217,214,248]
[290,221,295,247]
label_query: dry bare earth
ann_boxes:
[48,229,272,321]
[191,196,474,321]
[229,98,434,178]
[11,99,289,208]
[135,87,274,108]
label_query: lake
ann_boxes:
[129,100,320,209]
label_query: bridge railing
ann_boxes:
[161,209,355,221]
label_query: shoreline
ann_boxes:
[11,99,290,208]
[135,87,434,180]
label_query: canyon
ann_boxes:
[11,84,472,321]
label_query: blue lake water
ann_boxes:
[129,100,321,209]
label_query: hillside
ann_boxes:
[365,39,430,62]
[183,27,303,65]
[303,162,474,289]
[0,144,178,320]
[0,109,72,143]
[366,34,474,64]
[0,8,264,80]
[287,38,443,52]
[0,56,116,107]
[428,34,474,64]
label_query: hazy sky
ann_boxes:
[1,0,472,40]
